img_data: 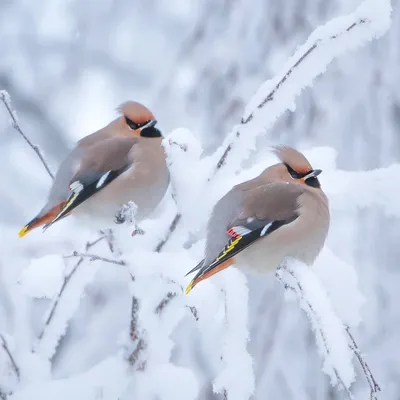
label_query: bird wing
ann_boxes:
[44,136,138,228]
[187,182,304,278]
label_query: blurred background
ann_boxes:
[0,0,399,398]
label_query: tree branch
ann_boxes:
[0,334,20,380]
[38,236,106,341]
[277,265,381,400]
[213,19,367,173]
[0,90,54,180]
[277,266,354,399]
[64,251,126,266]
[155,213,182,253]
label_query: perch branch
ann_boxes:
[277,266,381,400]
[277,266,354,399]
[0,90,54,180]
[0,334,20,380]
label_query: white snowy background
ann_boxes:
[0,0,398,399]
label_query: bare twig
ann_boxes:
[0,390,7,400]
[0,335,20,381]
[0,90,54,180]
[64,251,126,266]
[155,213,182,252]
[213,19,367,172]
[155,292,177,314]
[345,326,381,400]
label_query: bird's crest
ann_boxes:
[272,145,313,174]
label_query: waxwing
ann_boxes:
[185,145,330,293]
[19,101,170,237]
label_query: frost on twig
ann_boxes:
[154,213,181,252]
[0,334,20,381]
[276,259,381,400]
[212,1,391,175]
[37,235,106,346]
[114,201,146,237]
[64,251,126,266]
[0,90,54,180]
[345,326,381,399]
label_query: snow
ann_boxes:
[19,255,65,299]
[280,258,356,391]
[0,0,394,399]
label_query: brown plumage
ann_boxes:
[19,101,170,237]
[185,145,330,294]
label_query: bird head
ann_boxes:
[117,101,162,138]
[271,145,322,189]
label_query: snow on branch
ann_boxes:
[35,235,107,359]
[277,258,381,400]
[213,270,254,400]
[212,0,392,176]
[0,90,54,180]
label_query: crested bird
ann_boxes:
[185,145,330,294]
[19,101,170,237]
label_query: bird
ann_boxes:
[18,101,170,237]
[185,145,330,294]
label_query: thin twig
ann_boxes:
[38,236,105,341]
[155,213,182,252]
[0,390,7,400]
[345,326,381,400]
[213,19,367,172]
[64,251,126,266]
[154,292,177,314]
[186,305,199,321]
[128,295,147,369]
[0,335,20,381]
[0,90,54,180]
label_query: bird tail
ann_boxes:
[18,202,66,238]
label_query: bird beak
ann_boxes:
[304,169,322,179]
[142,119,157,130]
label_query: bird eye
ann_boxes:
[125,117,139,130]
[125,117,152,131]
[285,163,301,179]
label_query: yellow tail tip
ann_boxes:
[18,226,29,238]
[185,281,195,295]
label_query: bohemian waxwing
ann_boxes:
[185,145,330,293]
[19,101,170,237]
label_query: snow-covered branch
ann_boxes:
[0,90,54,180]
[212,0,391,176]
[277,258,381,400]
